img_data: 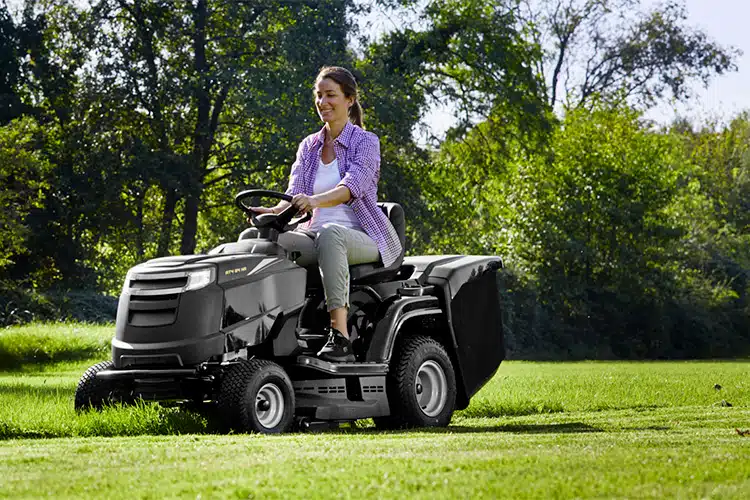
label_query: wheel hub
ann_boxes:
[415,360,448,417]
[255,383,284,428]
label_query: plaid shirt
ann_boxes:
[285,122,403,267]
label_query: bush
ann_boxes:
[0,281,118,327]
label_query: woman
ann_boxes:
[248,66,402,363]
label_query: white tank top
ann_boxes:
[308,158,363,233]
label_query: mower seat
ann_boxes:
[349,202,406,285]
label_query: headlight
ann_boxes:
[184,268,214,291]
[121,267,215,294]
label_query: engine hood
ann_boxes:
[129,254,299,286]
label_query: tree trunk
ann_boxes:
[156,186,176,257]
[180,0,210,255]
[180,194,200,255]
[179,0,238,255]
[135,187,144,259]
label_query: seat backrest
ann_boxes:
[349,202,406,284]
[379,202,406,257]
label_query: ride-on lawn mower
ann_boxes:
[75,190,504,433]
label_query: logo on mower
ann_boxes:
[225,266,248,276]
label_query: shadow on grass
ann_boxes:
[457,402,566,418]
[459,422,603,434]
[346,422,603,435]
[0,404,218,441]
[0,384,70,398]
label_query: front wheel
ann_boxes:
[74,361,115,411]
[217,359,295,434]
[378,336,457,429]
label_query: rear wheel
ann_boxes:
[74,361,115,411]
[376,335,457,429]
[218,359,295,434]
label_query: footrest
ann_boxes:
[297,328,326,340]
[296,329,327,351]
[295,355,388,375]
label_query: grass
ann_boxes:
[0,322,112,369]
[0,323,749,498]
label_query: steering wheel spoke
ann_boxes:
[235,189,312,233]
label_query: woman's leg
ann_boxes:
[277,230,317,266]
[315,223,379,362]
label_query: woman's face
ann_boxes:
[315,77,353,125]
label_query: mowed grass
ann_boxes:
[1,323,749,498]
[0,322,112,369]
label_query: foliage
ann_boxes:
[0,1,23,124]
[0,117,49,271]
[0,281,118,328]
[519,103,685,356]
[521,0,740,109]
[425,102,750,359]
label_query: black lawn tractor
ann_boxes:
[74,189,505,433]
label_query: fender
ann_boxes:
[365,295,443,363]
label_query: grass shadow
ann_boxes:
[0,403,219,441]
[457,405,566,418]
[329,422,603,435]
[0,384,71,398]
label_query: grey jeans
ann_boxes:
[241,224,380,311]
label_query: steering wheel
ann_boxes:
[235,189,312,233]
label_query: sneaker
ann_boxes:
[317,328,356,363]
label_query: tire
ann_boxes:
[377,335,457,429]
[74,361,115,411]
[217,359,295,434]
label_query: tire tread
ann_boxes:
[74,360,115,410]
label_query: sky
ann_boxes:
[642,0,750,126]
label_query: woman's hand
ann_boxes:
[245,206,275,224]
[291,194,318,214]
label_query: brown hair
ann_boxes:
[315,66,364,128]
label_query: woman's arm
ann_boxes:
[291,186,350,214]
[256,200,290,214]
[313,185,351,208]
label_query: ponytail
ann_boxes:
[349,99,364,128]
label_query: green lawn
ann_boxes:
[0,322,112,369]
[0,323,749,498]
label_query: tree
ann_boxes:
[0,1,23,124]
[0,117,49,271]
[0,0,358,291]
[520,0,739,109]
[670,115,750,330]
[84,0,354,257]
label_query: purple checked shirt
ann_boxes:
[285,121,403,267]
